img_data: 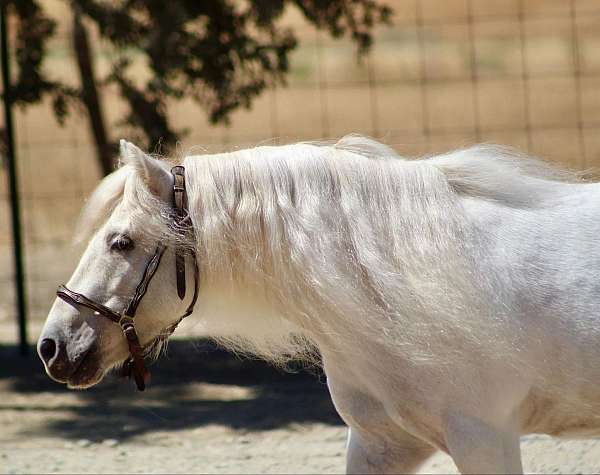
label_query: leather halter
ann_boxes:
[56,166,199,391]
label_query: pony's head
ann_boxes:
[37,141,194,388]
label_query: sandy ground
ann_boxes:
[2,338,600,474]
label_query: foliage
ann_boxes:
[6,0,77,122]
[5,0,391,156]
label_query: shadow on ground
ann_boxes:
[0,339,343,442]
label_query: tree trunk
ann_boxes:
[72,6,114,176]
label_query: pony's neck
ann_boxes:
[183,145,495,365]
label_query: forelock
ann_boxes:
[75,165,133,243]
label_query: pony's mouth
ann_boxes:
[64,332,169,390]
[66,350,104,389]
[67,339,163,389]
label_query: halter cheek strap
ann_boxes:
[172,165,188,301]
[170,165,200,320]
[56,165,199,391]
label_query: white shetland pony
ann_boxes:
[38,135,600,473]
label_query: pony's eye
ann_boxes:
[110,235,134,252]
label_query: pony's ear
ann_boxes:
[119,139,172,200]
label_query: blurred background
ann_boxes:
[2,1,600,473]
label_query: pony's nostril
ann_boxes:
[39,338,57,364]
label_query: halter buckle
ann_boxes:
[119,316,141,344]
[119,315,135,331]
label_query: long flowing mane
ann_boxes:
[78,135,586,369]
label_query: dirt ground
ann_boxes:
[2,337,600,475]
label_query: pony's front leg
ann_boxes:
[444,412,523,474]
[346,427,435,475]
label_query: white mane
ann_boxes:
[181,136,584,367]
[78,135,586,369]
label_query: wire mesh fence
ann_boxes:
[1,0,600,342]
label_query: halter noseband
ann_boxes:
[56,166,199,391]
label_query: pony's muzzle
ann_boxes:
[37,324,96,383]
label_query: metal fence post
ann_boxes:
[1,3,29,355]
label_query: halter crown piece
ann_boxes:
[56,166,200,391]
